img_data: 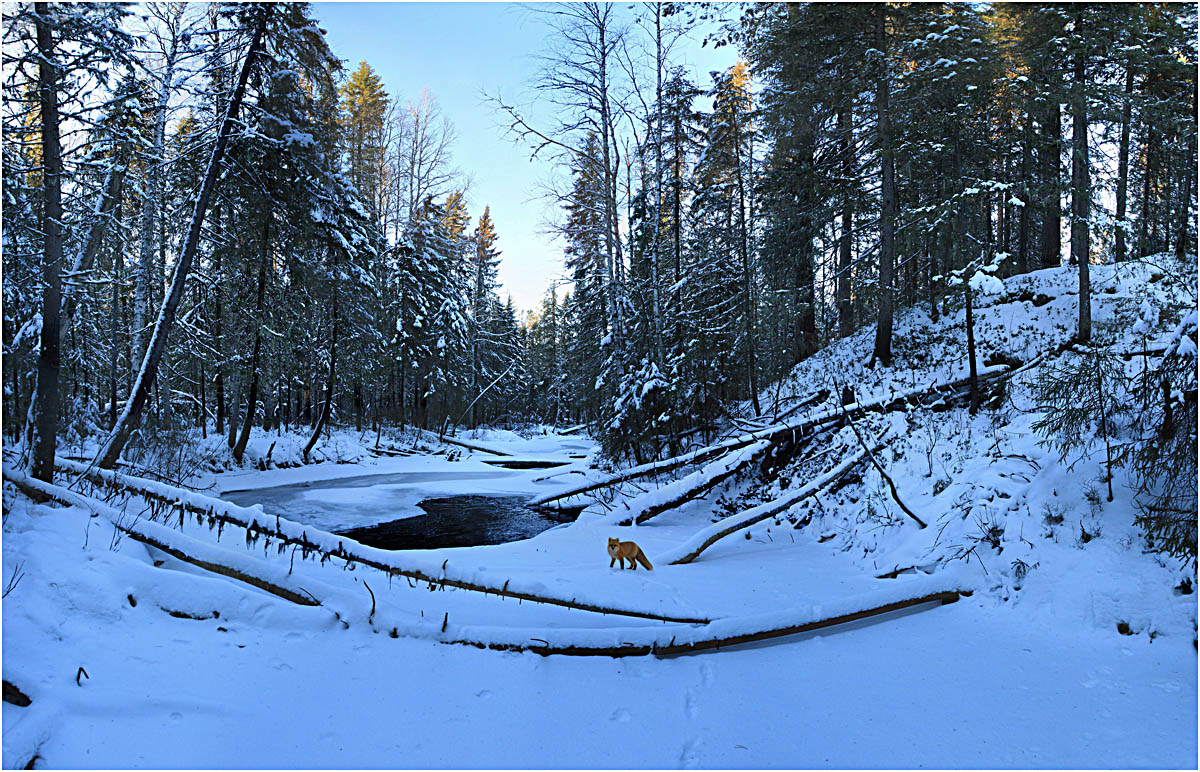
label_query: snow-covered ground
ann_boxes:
[2,462,1195,768]
[3,258,1196,768]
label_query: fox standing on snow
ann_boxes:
[607,537,653,570]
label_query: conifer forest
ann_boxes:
[2,3,1197,769]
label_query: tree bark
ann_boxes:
[108,199,124,430]
[304,254,338,462]
[232,205,272,464]
[1018,109,1033,274]
[1173,87,1195,261]
[1071,16,1091,343]
[966,285,979,414]
[871,6,896,367]
[838,100,855,338]
[1114,65,1133,262]
[1039,84,1062,269]
[60,160,126,351]
[25,2,65,483]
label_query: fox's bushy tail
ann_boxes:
[636,552,653,570]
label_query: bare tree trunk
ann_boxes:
[133,20,179,371]
[1017,110,1033,274]
[1071,18,1091,343]
[1039,92,1062,269]
[95,7,269,469]
[25,1,65,483]
[1114,66,1133,262]
[871,6,896,367]
[304,255,339,461]
[838,99,855,339]
[60,160,126,350]
[966,285,979,414]
[732,101,761,415]
[232,207,271,464]
[1139,119,1155,256]
[1173,88,1195,261]
[108,201,124,430]
[649,5,665,366]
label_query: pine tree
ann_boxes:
[468,206,502,426]
[340,60,389,221]
[689,62,759,421]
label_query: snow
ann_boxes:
[3,258,1196,768]
[969,268,1005,296]
[4,482,1193,768]
[282,129,314,148]
[599,439,770,526]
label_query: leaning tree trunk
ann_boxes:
[95,8,269,470]
[25,2,65,484]
[60,159,126,351]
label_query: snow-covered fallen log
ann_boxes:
[53,458,710,624]
[415,428,511,456]
[658,446,874,566]
[530,365,1011,508]
[606,440,772,526]
[436,575,969,657]
[7,467,323,607]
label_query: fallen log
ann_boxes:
[607,440,771,526]
[440,436,511,457]
[368,446,417,458]
[52,458,709,625]
[529,365,1011,509]
[417,429,511,457]
[3,680,32,707]
[839,397,927,528]
[439,583,968,657]
[7,468,321,607]
[659,445,875,566]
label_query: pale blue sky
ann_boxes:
[313,1,736,313]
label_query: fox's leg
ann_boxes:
[629,556,637,570]
[620,556,628,569]
[610,556,616,568]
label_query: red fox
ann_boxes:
[607,537,653,570]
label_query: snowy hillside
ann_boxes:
[729,256,1197,637]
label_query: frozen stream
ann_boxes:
[219,463,583,549]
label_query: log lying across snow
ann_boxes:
[437,577,970,657]
[11,466,970,660]
[658,445,875,566]
[529,365,1011,509]
[52,458,710,625]
[415,428,511,457]
[6,467,322,607]
[606,440,772,526]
